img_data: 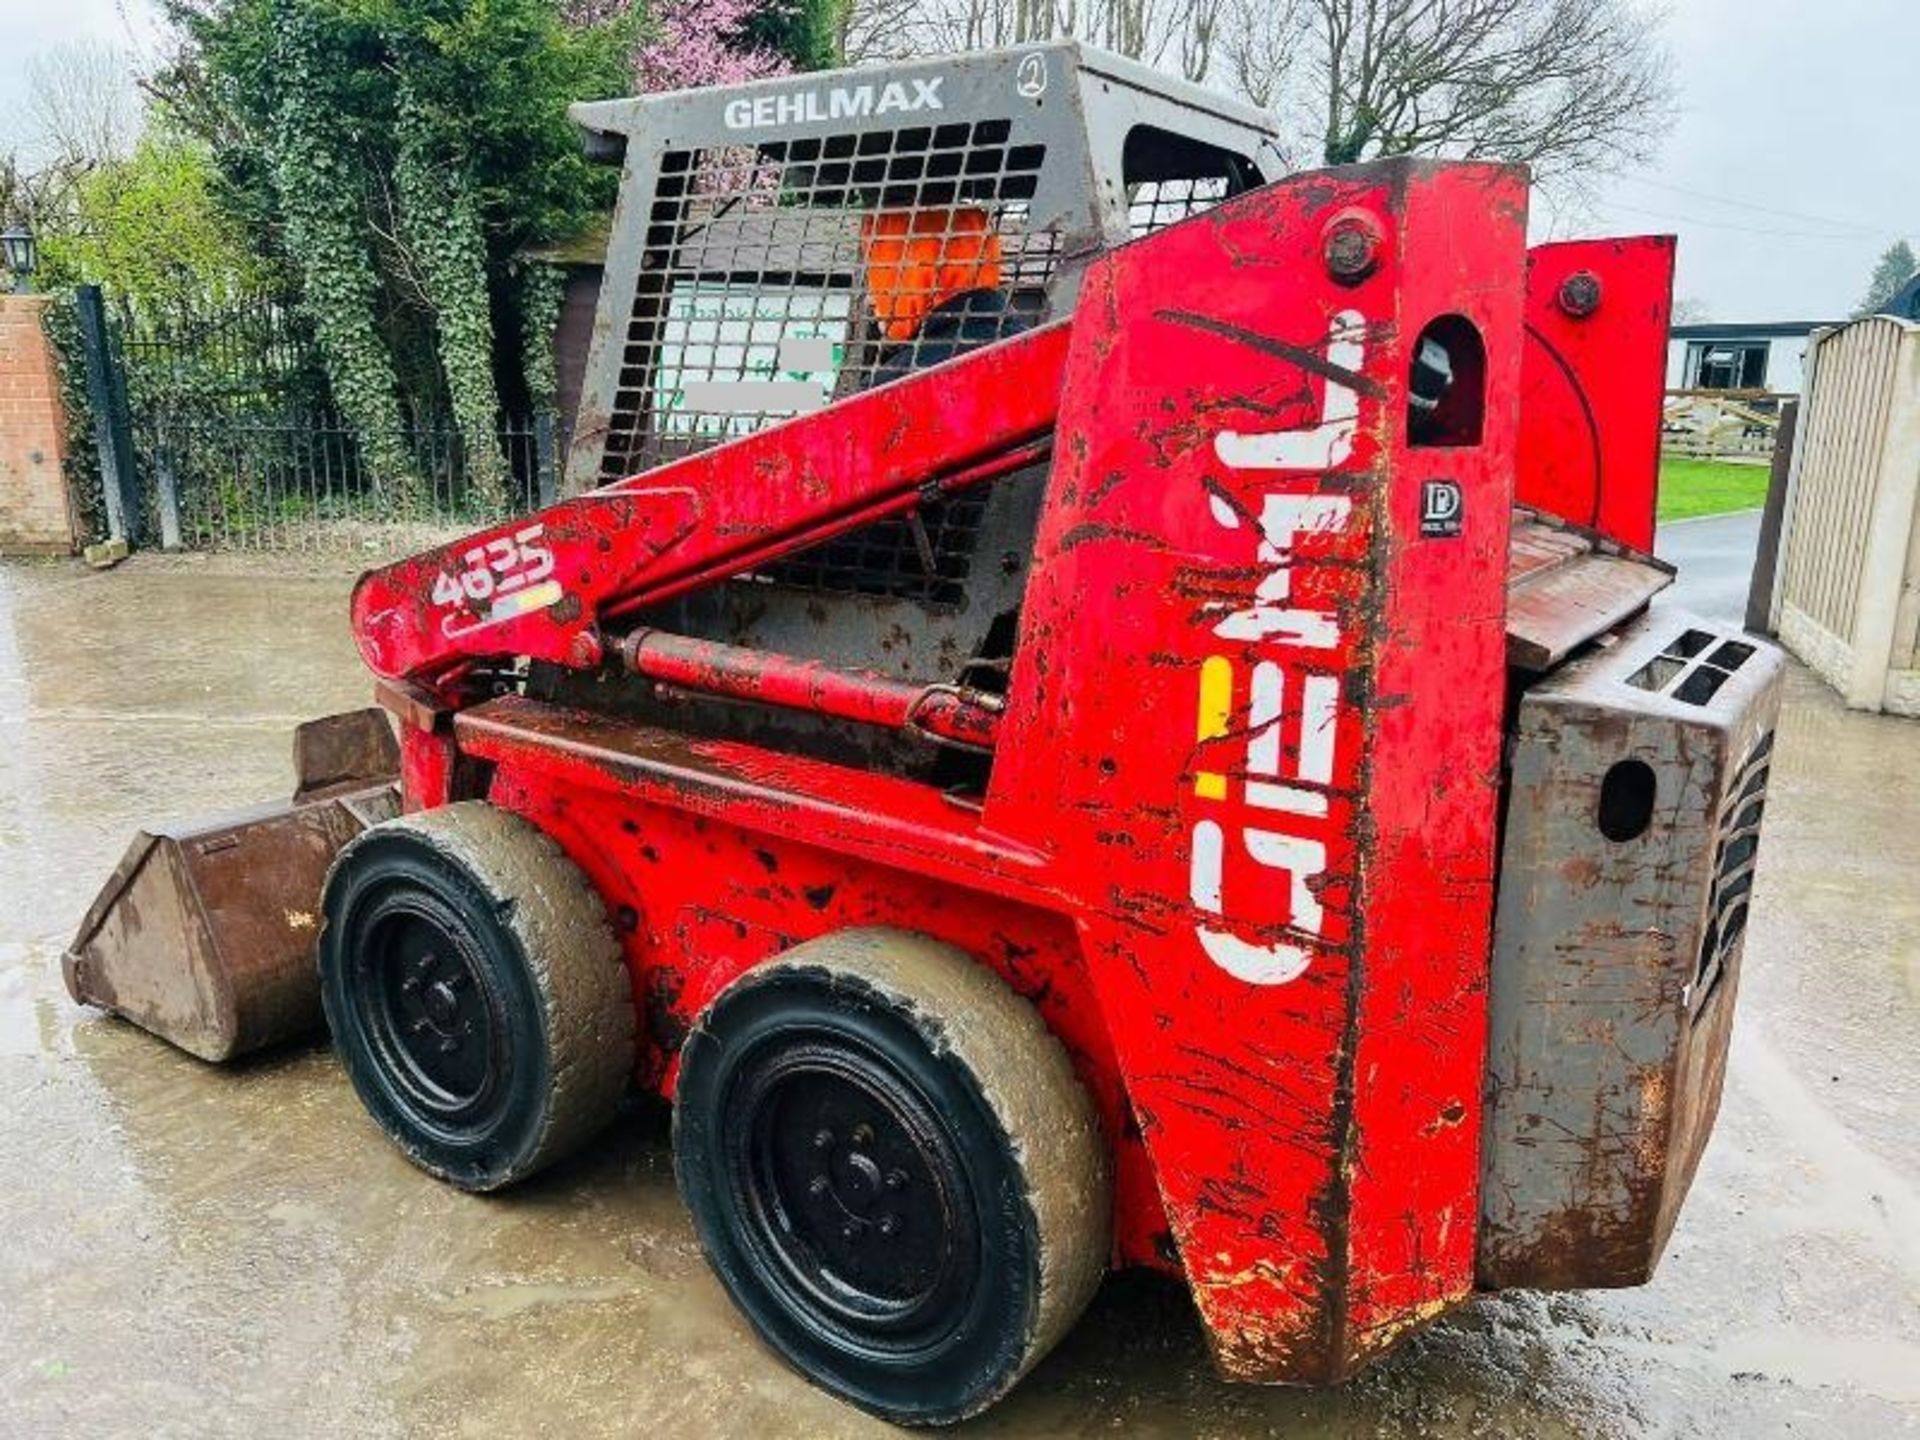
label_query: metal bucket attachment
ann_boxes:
[64,709,400,1062]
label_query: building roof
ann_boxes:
[1670,320,1837,340]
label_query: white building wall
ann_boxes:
[1767,334,1811,394]
[1666,332,1816,394]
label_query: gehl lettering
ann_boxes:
[724,78,945,131]
[1190,310,1368,986]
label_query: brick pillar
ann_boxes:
[0,294,78,555]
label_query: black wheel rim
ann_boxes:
[727,1036,979,1357]
[351,889,506,1128]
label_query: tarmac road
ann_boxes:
[0,542,1915,1439]
[1656,507,1765,627]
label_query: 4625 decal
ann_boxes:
[430,524,563,637]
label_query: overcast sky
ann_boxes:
[0,0,1912,322]
[1569,0,1917,322]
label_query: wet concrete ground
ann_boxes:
[1,545,1916,1439]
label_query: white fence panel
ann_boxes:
[1774,316,1920,713]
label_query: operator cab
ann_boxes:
[544,47,1285,775]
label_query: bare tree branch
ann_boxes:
[1303,0,1674,187]
[840,0,1674,198]
[23,40,143,171]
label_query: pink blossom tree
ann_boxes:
[563,0,790,91]
[638,0,788,89]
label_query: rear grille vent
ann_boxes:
[1627,628,1758,706]
[1692,729,1772,1016]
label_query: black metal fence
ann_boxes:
[68,285,564,557]
[146,411,564,554]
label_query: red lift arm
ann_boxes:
[350,331,1070,684]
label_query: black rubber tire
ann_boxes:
[674,928,1110,1425]
[318,801,635,1191]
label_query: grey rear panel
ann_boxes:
[1480,609,1783,1289]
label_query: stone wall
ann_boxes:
[0,295,76,555]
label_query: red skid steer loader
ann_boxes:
[66,45,1782,1424]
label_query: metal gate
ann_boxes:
[71,285,564,556]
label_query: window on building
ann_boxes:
[1688,341,1769,391]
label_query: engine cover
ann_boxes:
[1480,608,1783,1289]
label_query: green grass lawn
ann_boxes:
[1657,458,1770,522]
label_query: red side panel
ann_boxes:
[1517,237,1676,550]
[990,161,1526,1381]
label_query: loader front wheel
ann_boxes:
[319,802,634,1192]
[674,928,1111,1425]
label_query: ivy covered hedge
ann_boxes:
[37,296,110,548]
[154,0,638,485]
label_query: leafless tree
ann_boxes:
[843,0,1673,193]
[23,40,143,171]
[845,0,1226,78]
[1221,0,1298,110]
[1284,0,1674,186]
[1,148,89,236]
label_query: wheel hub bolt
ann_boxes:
[884,1169,909,1192]
[877,1214,901,1238]
[840,1221,862,1242]
[850,1123,874,1148]
[812,1129,834,1151]
[808,1175,830,1196]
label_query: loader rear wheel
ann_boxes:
[319,802,634,1192]
[674,928,1110,1425]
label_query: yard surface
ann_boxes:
[1658,456,1771,521]
[0,546,1916,1438]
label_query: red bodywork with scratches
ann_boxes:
[349,160,1678,1384]
[1517,236,1676,550]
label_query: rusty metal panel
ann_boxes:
[1479,609,1783,1289]
[293,707,400,801]
[65,787,398,1061]
[1506,512,1672,672]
